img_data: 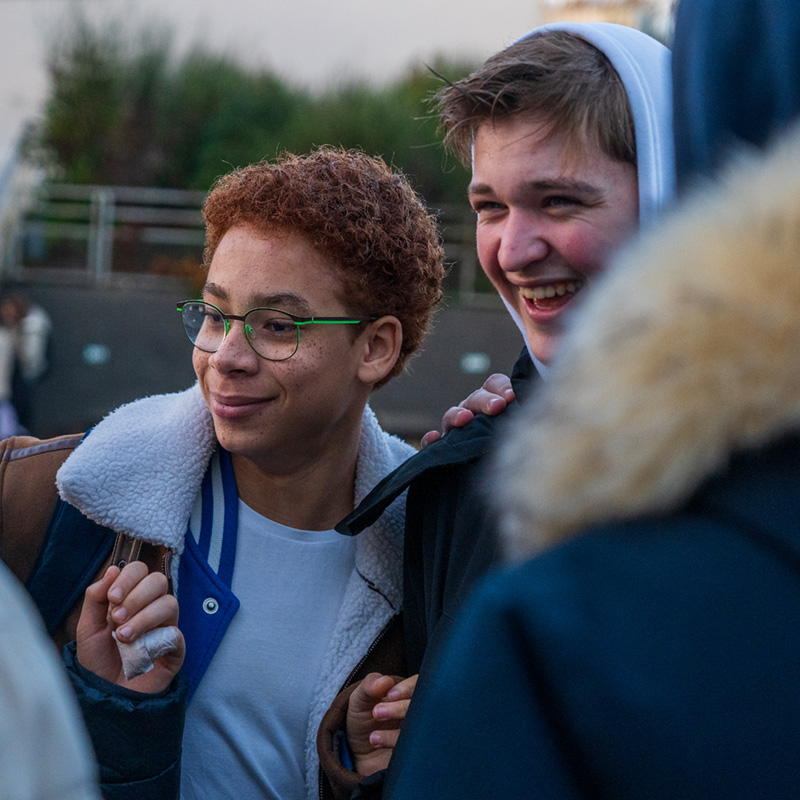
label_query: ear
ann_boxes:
[356,316,403,387]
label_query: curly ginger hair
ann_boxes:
[202,147,445,384]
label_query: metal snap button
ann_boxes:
[203,597,219,614]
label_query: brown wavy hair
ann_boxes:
[203,147,445,385]
[435,31,636,168]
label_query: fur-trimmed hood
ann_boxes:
[497,123,800,558]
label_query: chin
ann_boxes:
[211,421,247,453]
[525,335,557,366]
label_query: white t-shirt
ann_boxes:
[180,501,356,800]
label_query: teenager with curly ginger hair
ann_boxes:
[0,146,444,800]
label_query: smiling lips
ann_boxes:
[519,280,584,314]
[211,394,269,418]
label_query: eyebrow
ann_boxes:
[468,179,600,197]
[202,282,313,315]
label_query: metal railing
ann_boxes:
[3,178,497,304]
[8,182,207,287]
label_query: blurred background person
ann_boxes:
[0,288,52,433]
[0,318,21,438]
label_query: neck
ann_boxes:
[231,435,360,531]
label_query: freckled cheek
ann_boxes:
[274,339,330,395]
[192,351,208,384]
[296,335,328,369]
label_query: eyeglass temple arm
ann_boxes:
[294,316,379,326]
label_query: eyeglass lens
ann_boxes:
[181,301,300,361]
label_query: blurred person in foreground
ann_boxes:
[318,20,674,798]
[381,0,800,797]
[0,558,100,800]
[0,147,444,800]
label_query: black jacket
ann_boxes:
[337,348,538,678]
[318,350,537,799]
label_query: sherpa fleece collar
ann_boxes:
[496,124,800,558]
[56,383,412,587]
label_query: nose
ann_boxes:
[496,210,550,275]
[208,318,259,373]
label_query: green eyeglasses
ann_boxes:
[177,300,378,361]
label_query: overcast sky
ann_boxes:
[0,0,544,165]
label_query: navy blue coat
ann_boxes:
[386,434,800,799]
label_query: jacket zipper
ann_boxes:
[162,549,174,594]
[318,618,397,800]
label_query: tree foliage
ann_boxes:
[28,14,474,206]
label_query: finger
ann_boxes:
[369,728,401,750]
[441,407,474,435]
[361,673,398,701]
[386,673,418,701]
[373,698,411,721]
[420,430,441,448]
[114,594,180,643]
[348,673,398,715]
[482,373,515,402]
[106,561,150,607]
[458,388,508,417]
[79,565,121,633]
[85,564,120,606]
[110,571,170,627]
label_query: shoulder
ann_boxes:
[0,433,83,503]
[0,433,83,464]
[0,433,84,584]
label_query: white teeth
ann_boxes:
[520,282,582,301]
